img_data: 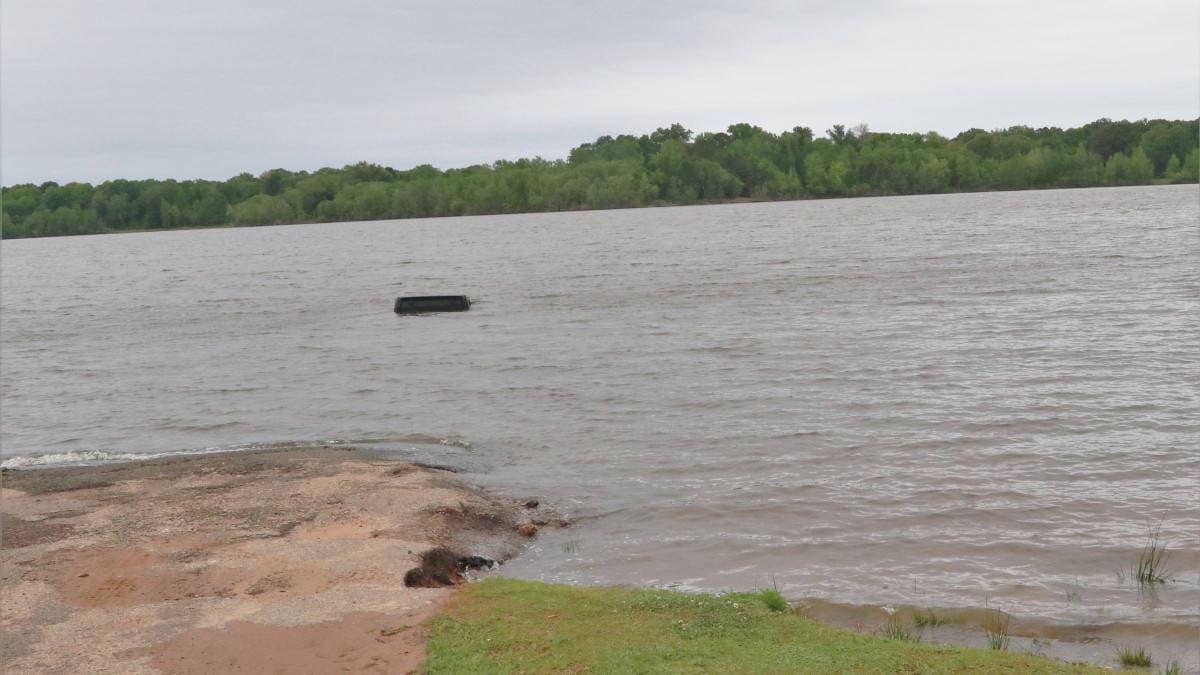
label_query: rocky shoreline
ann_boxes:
[0,447,552,673]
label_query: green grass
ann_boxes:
[914,608,955,628]
[984,610,1012,651]
[424,578,1106,674]
[757,588,788,612]
[1132,522,1171,586]
[882,613,922,642]
[1116,646,1152,668]
[1157,660,1182,675]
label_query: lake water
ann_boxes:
[2,186,1197,658]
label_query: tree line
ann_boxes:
[3,117,1196,238]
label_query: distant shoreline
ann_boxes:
[3,181,1195,241]
[4,117,1196,238]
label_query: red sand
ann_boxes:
[0,448,526,674]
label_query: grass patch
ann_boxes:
[1116,646,1152,668]
[758,588,788,612]
[425,578,1105,673]
[1132,522,1171,586]
[882,612,922,643]
[913,608,955,628]
[984,610,1012,651]
[1157,660,1182,675]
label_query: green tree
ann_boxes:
[3,116,1196,239]
[1086,118,1144,159]
[1103,147,1155,185]
[191,187,229,225]
[260,168,292,196]
[343,161,395,183]
[692,159,743,199]
[804,148,852,195]
[1163,154,1183,182]
[221,173,261,204]
[778,126,814,176]
[230,194,294,225]
[1,184,41,221]
[585,165,656,209]
[1,210,18,237]
[1171,148,1199,182]
[1140,121,1199,176]
[944,147,985,189]
[1055,144,1105,186]
[765,169,804,198]
[569,135,644,164]
[650,139,698,203]
[159,200,185,228]
[910,156,951,192]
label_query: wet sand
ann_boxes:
[0,448,531,674]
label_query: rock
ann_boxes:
[403,548,464,588]
[531,517,569,528]
[403,550,499,587]
[459,555,496,571]
[516,523,538,538]
[522,499,540,509]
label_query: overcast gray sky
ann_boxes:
[2,0,1197,185]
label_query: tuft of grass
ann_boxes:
[426,578,1106,673]
[1116,646,1152,668]
[1157,660,1182,675]
[913,608,954,628]
[758,588,788,612]
[984,610,1011,651]
[1132,522,1171,586]
[882,613,922,643]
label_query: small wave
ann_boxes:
[0,447,229,469]
[172,421,245,432]
[337,434,474,449]
[1,434,476,469]
[48,437,85,446]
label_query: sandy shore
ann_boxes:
[0,447,538,674]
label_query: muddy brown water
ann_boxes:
[3,185,1197,667]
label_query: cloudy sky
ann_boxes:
[2,0,1197,185]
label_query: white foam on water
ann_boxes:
[0,436,473,470]
[0,447,231,469]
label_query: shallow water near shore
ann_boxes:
[3,186,1198,663]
